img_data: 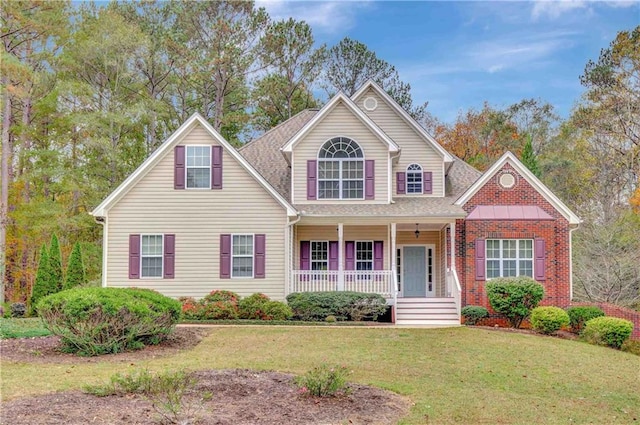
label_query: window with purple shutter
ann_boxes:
[220,234,231,279]
[329,241,339,270]
[365,160,375,200]
[423,171,433,194]
[345,241,355,270]
[475,239,486,281]
[396,172,406,194]
[129,234,141,279]
[254,234,266,278]
[373,241,384,270]
[307,160,317,200]
[174,146,185,189]
[163,234,175,279]
[300,241,310,270]
[534,238,546,281]
[211,145,223,189]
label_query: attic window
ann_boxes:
[363,96,378,111]
[499,172,516,189]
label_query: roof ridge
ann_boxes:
[239,109,319,152]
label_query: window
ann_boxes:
[356,241,373,271]
[141,235,163,278]
[486,239,533,278]
[318,137,364,199]
[186,146,211,188]
[232,234,254,278]
[406,164,423,194]
[311,241,328,270]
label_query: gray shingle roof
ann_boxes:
[239,109,482,218]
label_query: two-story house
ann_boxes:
[91,81,581,325]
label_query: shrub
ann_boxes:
[10,302,26,318]
[37,287,181,356]
[63,242,87,290]
[486,277,544,328]
[461,305,489,325]
[566,306,605,334]
[530,306,570,335]
[344,297,387,321]
[179,290,240,320]
[286,291,387,321]
[582,316,633,349]
[325,315,337,323]
[621,339,640,356]
[48,234,64,293]
[237,293,292,320]
[30,244,53,314]
[294,363,351,397]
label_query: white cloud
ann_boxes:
[255,0,373,35]
[531,0,589,20]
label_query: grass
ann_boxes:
[0,318,51,339]
[2,326,639,424]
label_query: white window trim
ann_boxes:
[406,163,423,195]
[185,145,212,190]
[355,240,374,271]
[310,240,329,271]
[231,233,254,279]
[140,234,164,279]
[316,137,365,200]
[486,239,534,279]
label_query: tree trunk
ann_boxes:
[1,73,12,304]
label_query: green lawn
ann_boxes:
[0,318,51,339]
[2,326,639,424]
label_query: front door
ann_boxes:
[402,245,435,297]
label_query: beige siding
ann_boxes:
[355,88,445,197]
[397,230,445,297]
[292,101,389,204]
[106,124,288,301]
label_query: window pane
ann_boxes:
[142,257,162,277]
[186,146,210,167]
[487,240,500,259]
[519,240,533,258]
[407,171,423,194]
[318,161,339,179]
[232,257,253,277]
[342,180,363,199]
[342,161,363,179]
[233,235,253,256]
[311,241,328,261]
[187,168,210,188]
[142,235,163,256]
[519,260,533,277]
[503,240,516,258]
[503,260,517,276]
[487,260,501,278]
[318,181,339,199]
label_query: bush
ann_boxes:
[530,306,570,335]
[486,277,544,328]
[461,305,489,325]
[566,306,605,333]
[63,242,87,290]
[294,363,351,397]
[582,316,633,349]
[621,339,640,356]
[30,244,53,314]
[286,291,387,321]
[238,293,293,320]
[37,287,181,356]
[10,302,26,318]
[180,290,240,320]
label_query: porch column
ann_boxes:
[338,223,344,291]
[391,223,397,293]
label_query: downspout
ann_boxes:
[94,216,108,288]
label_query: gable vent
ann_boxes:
[363,96,378,111]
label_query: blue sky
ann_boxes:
[257,1,640,123]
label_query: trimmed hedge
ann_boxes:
[486,277,544,328]
[286,291,387,321]
[566,306,605,334]
[37,287,181,356]
[461,305,489,325]
[530,306,569,335]
[582,316,633,349]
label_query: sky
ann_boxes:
[256,0,640,123]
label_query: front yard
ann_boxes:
[1,326,639,424]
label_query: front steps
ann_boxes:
[395,297,460,326]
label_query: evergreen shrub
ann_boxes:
[566,306,605,334]
[461,305,489,325]
[582,316,633,349]
[486,277,544,328]
[530,306,570,334]
[286,291,387,321]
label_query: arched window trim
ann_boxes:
[317,136,365,200]
[406,163,423,194]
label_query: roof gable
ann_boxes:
[91,113,297,217]
[280,92,399,153]
[455,151,581,225]
[351,80,454,163]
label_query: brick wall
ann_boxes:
[571,302,640,340]
[456,163,573,313]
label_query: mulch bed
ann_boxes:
[474,325,579,340]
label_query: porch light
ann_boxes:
[415,223,420,239]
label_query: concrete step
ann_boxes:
[396,307,457,315]
[397,297,454,303]
[395,319,461,326]
[396,313,459,320]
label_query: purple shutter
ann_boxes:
[423,171,433,194]
[163,234,175,279]
[345,241,355,270]
[396,172,406,194]
[300,241,310,270]
[534,238,546,281]
[220,234,231,279]
[307,160,317,200]
[475,239,486,281]
[365,160,375,200]
[174,146,185,189]
[129,234,140,279]
[254,234,266,278]
[329,241,339,270]
[374,241,384,270]
[211,145,223,189]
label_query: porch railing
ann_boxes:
[291,270,394,298]
[446,268,462,316]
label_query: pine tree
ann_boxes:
[48,234,64,292]
[521,135,541,178]
[64,242,86,290]
[30,244,52,313]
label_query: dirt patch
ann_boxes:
[0,369,411,425]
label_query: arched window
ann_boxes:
[318,137,364,199]
[406,164,423,194]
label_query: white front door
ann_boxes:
[400,245,435,297]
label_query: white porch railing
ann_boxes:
[446,268,462,316]
[291,270,394,298]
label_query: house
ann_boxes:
[91,80,581,325]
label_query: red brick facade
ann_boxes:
[455,163,573,316]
